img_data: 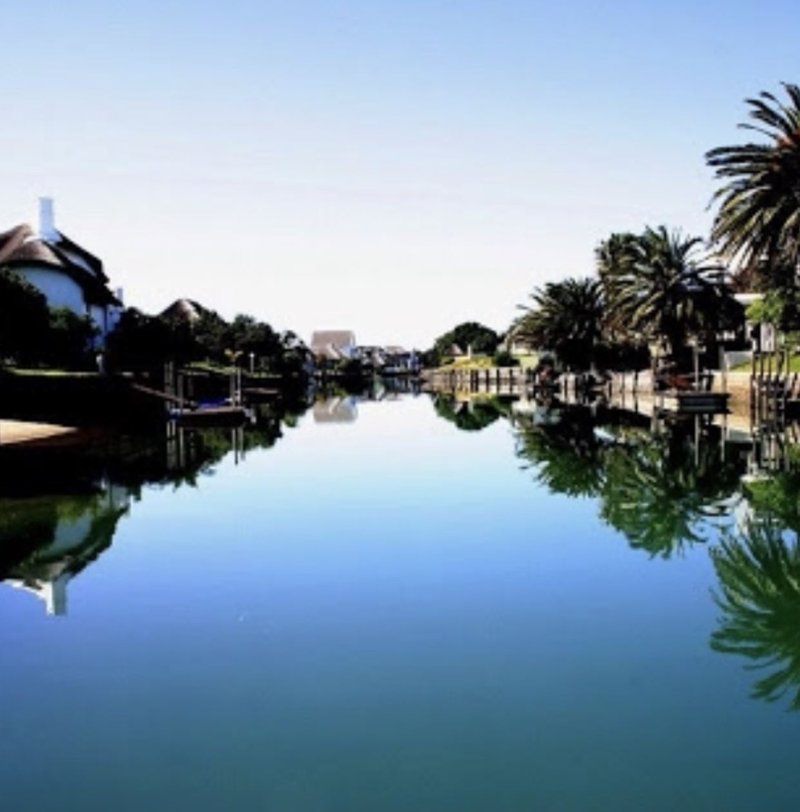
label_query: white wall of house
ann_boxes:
[15,266,86,315]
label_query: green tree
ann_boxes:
[516,277,604,370]
[707,83,800,272]
[598,226,737,366]
[430,322,500,365]
[0,269,52,365]
[46,308,98,368]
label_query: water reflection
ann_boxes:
[513,405,743,556]
[711,518,800,709]
[0,484,130,614]
[0,397,308,615]
[428,391,800,709]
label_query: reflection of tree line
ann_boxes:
[434,396,800,711]
[432,394,513,432]
[0,397,310,615]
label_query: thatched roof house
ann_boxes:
[0,199,122,344]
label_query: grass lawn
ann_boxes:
[729,355,800,373]
[2,367,101,378]
[436,352,539,372]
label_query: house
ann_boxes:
[500,324,537,357]
[0,198,123,345]
[310,330,357,361]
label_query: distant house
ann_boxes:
[310,330,357,361]
[500,326,537,357]
[0,198,123,345]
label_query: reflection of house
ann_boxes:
[1,483,130,616]
[0,198,123,345]
[312,397,358,423]
[310,331,357,361]
[357,345,420,373]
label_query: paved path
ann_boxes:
[0,420,78,446]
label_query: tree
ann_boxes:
[0,269,52,364]
[107,308,174,370]
[46,308,98,368]
[598,226,738,365]
[516,277,604,370]
[707,83,800,272]
[430,322,500,365]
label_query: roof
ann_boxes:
[310,330,356,350]
[0,222,119,306]
[0,224,34,264]
[160,298,208,324]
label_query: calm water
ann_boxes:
[1,392,799,810]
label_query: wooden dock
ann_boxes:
[170,406,250,427]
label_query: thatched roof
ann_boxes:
[160,298,208,324]
[0,223,119,306]
[0,224,34,264]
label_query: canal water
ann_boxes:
[1,392,799,810]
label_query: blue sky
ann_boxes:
[1,1,797,346]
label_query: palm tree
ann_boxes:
[598,226,734,365]
[707,83,800,271]
[711,520,800,710]
[517,277,604,370]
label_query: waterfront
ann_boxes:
[2,393,800,810]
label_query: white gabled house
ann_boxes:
[0,198,123,346]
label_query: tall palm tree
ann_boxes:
[517,277,604,370]
[707,83,800,271]
[598,226,734,364]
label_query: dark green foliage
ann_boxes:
[516,277,604,370]
[429,322,500,365]
[711,520,800,709]
[596,226,740,366]
[493,349,519,368]
[46,308,98,368]
[0,269,52,364]
[0,270,98,368]
[106,308,176,370]
[707,83,800,271]
[433,394,505,431]
[514,409,742,557]
[109,306,311,376]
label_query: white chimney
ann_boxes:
[39,196,58,241]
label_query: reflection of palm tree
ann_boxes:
[711,520,800,710]
[600,429,737,558]
[514,408,742,557]
[514,408,606,497]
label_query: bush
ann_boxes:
[493,350,519,368]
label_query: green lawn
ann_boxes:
[1,367,101,378]
[730,355,800,373]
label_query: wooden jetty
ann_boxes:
[170,406,250,427]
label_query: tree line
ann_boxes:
[513,83,800,373]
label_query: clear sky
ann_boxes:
[1,1,798,348]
